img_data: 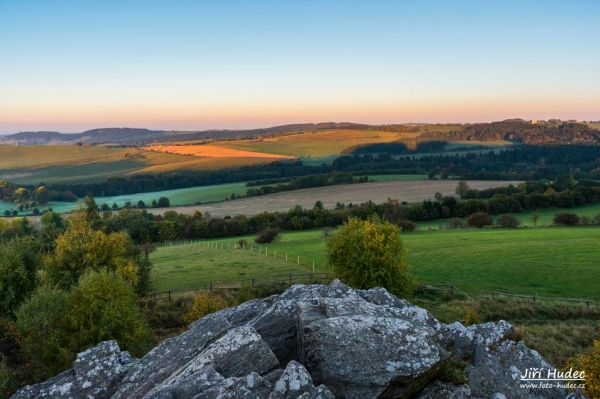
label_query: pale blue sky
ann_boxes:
[1,1,598,133]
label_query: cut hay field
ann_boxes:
[150,227,600,300]
[0,145,284,185]
[212,129,419,158]
[149,180,520,218]
[141,144,293,160]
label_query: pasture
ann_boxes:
[416,202,600,230]
[150,226,600,300]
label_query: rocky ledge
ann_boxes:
[12,280,587,399]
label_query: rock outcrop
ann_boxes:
[12,281,587,399]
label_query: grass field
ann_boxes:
[0,145,287,185]
[213,130,418,157]
[416,203,600,230]
[150,226,600,300]
[151,237,329,291]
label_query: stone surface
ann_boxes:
[267,360,313,399]
[11,280,586,399]
[192,372,273,399]
[297,299,445,398]
[11,341,135,399]
[114,313,232,399]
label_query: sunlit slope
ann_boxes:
[212,129,421,157]
[0,145,284,185]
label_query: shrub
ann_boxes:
[236,238,248,249]
[565,338,600,399]
[496,214,521,228]
[464,309,481,326]
[321,227,334,238]
[466,212,493,228]
[183,292,228,325]
[446,218,464,229]
[0,356,14,399]
[254,227,280,244]
[326,215,417,298]
[580,216,591,226]
[553,212,579,226]
[396,219,417,232]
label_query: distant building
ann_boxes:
[531,120,538,124]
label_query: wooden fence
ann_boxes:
[147,272,332,303]
[419,281,595,308]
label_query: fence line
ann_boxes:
[419,282,596,308]
[477,290,594,308]
[147,272,332,303]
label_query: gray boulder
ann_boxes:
[11,280,585,399]
[113,313,232,399]
[267,360,313,399]
[297,298,446,398]
[11,340,135,399]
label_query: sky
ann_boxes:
[1,0,599,134]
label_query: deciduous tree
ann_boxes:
[326,215,417,298]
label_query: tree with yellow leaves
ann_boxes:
[42,210,144,291]
[566,337,600,399]
[326,215,417,298]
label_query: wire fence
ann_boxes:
[419,281,596,308]
[162,238,321,271]
[154,240,597,309]
[147,272,332,303]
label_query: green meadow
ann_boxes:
[150,226,600,300]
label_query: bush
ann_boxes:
[553,212,579,226]
[0,356,14,399]
[464,309,481,326]
[466,212,493,228]
[565,338,600,399]
[580,216,591,226]
[236,238,248,249]
[397,219,417,232]
[326,215,417,298]
[321,227,334,238]
[254,227,280,244]
[446,218,464,229]
[496,214,521,228]
[183,292,228,325]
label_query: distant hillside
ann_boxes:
[2,121,599,146]
[419,121,600,145]
[0,123,372,145]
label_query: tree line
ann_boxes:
[18,178,592,247]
